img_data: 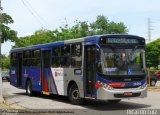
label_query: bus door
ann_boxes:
[17,52,22,87]
[41,49,52,93]
[84,45,96,97]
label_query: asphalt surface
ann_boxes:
[2,81,160,115]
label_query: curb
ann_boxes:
[147,86,160,91]
[147,86,160,89]
[0,97,26,109]
[4,101,26,109]
[0,97,5,104]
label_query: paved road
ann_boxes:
[2,81,160,115]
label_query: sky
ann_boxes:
[2,0,160,55]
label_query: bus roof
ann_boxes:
[10,34,144,52]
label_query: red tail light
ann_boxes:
[95,82,102,88]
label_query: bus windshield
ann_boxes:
[98,47,145,76]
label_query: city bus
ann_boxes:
[10,34,147,104]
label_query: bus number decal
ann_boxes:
[11,70,16,75]
[133,82,141,86]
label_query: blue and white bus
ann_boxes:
[10,34,147,104]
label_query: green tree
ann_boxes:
[1,55,9,70]
[14,15,128,47]
[90,15,128,34]
[70,21,90,38]
[0,13,17,71]
[146,38,160,68]
[14,29,54,47]
[0,13,17,42]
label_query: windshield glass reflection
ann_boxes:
[98,47,145,76]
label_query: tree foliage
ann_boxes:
[14,15,128,47]
[0,13,17,71]
[1,55,10,70]
[0,13,17,43]
[146,38,160,68]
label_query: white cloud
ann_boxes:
[1,41,14,55]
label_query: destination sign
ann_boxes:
[99,37,142,44]
[107,38,139,44]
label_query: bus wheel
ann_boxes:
[26,80,33,96]
[108,100,121,103]
[68,84,83,105]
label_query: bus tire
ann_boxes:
[7,78,10,82]
[68,84,83,105]
[108,99,121,103]
[26,80,33,96]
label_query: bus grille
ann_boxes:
[113,86,140,89]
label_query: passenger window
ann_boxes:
[52,47,60,56]
[24,50,31,58]
[71,44,81,56]
[52,44,82,68]
[61,45,71,67]
[71,44,82,68]
[61,45,70,56]
[32,49,41,67]
[11,53,17,59]
[52,57,60,67]
[11,52,17,67]
[33,50,40,58]
[52,47,60,67]
[23,50,41,67]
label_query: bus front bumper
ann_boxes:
[96,86,147,100]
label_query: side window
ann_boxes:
[24,50,31,58]
[52,47,60,67]
[71,44,82,68]
[23,50,32,67]
[60,45,71,67]
[52,47,60,56]
[52,44,82,68]
[32,49,41,67]
[11,52,17,67]
[33,50,40,58]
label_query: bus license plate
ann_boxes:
[124,92,132,96]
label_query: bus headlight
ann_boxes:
[140,83,147,89]
[106,85,113,90]
[103,83,113,90]
[95,81,113,90]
